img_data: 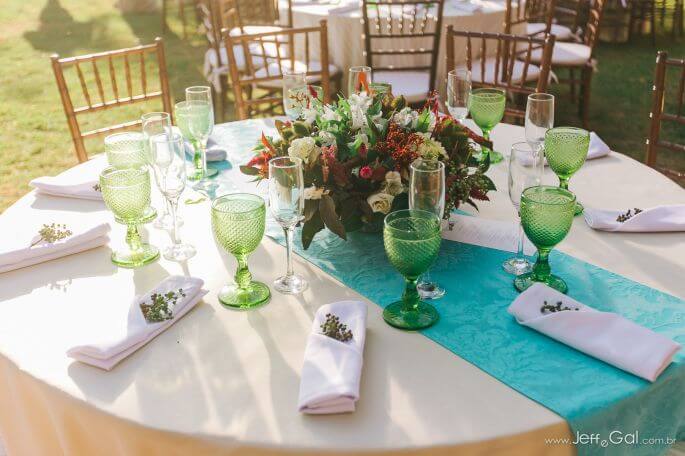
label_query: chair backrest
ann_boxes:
[51,38,173,163]
[555,0,585,36]
[223,20,331,120]
[361,0,445,93]
[504,0,557,35]
[582,0,606,51]
[646,51,685,182]
[446,28,556,119]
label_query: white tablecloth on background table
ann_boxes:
[0,119,684,455]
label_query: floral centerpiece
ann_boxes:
[240,89,496,249]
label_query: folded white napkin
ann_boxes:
[67,275,207,370]
[508,283,681,382]
[443,214,536,255]
[584,205,685,232]
[30,156,106,201]
[0,222,110,274]
[298,300,367,414]
[183,137,227,162]
[521,132,611,166]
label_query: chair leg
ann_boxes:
[580,64,593,129]
[569,68,577,101]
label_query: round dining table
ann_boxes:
[0,118,683,455]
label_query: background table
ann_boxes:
[0,119,683,455]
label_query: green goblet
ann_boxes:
[544,127,590,216]
[514,186,576,294]
[469,88,506,164]
[211,193,271,309]
[383,209,442,330]
[100,166,160,268]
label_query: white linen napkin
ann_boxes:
[508,283,681,382]
[443,214,536,255]
[0,222,110,274]
[67,275,207,370]
[298,300,367,414]
[30,156,106,201]
[176,126,227,162]
[521,132,611,165]
[584,205,685,232]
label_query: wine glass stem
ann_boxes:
[235,254,252,290]
[533,248,551,282]
[559,178,569,190]
[516,217,524,258]
[283,226,294,278]
[402,278,421,312]
[125,224,142,253]
[482,129,491,154]
[169,198,180,246]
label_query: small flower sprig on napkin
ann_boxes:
[320,313,353,342]
[31,223,73,247]
[616,208,643,223]
[140,289,186,323]
[540,300,580,314]
[92,183,101,192]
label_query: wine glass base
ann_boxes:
[273,274,309,295]
[574,201,584,216]
[154,212,183,230]
[163,243,196,262]
[187,167,218,181]
[417,281,445,300]
[111,244,160,268]
[218,281,271,309]
[502,257,533,275]
[514,273,568,294]
[383,300,439,331]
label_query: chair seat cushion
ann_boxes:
[373,71,431,104]
[531,42,592,66]
[527,22,574,40]
[254,60,341,88]
[204,45,251,72]
[458,58,541,85]
[229,26,290,59]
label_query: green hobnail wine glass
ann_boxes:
[211,193,271,309]
[469,88,506,164]
[100,166,160,268]
[514,186,576,294]
[544,127,590,216]
[383,209,442,330]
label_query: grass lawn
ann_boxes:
[0,0,684,212]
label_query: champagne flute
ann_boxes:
[446,69,471,122]
[268,156,308,294]
[348,66,372,95]
[142,112,181,230]
[150,132,196,261]
[503,142,543,275]
[283,70,307,120]
[469,88,506,164]
[410,158,446,300]
[525,93,554,177]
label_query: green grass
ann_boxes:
[0,0,683,212]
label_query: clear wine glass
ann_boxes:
[503,142,544,275]
[409,158,446,300]
[525,93,554,178]
[282,70,307,120]
[141,112,181,231]
[284,85,323,120]
[447,69,471,122]
[268,156,308,295]
[348,66,372,95]
[181,86,217,185]
[150,132,196,262]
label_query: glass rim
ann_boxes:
[410,158,445,173]
[448,68,471,78]
[211,192,265,214]
[283,69,306,76]
[99,166,149,187]
[384,209,440,233]
[510,141,535,153]
[521,185,577,205]
[104,131,145,146]
[349,65,371,72]
[471,87,506,98]
[527,93,554,101]
[546,126,589,136]
[269,156,302,169]
[150,131,183,145]
[186,85,211,93]
[141,112,170,121]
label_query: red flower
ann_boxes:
[359,166,373,179]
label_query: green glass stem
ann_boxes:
[125,224,143,253]
[481,129,492,156]
[235,254,252,290]
[532,248,552,282]
[189,139,208,180]
[559,179,569,191]
[402,278,421,312]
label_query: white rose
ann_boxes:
[288,137,318,164]
[367,192,395,214]
[304,186,325,200]
[385,171,402,185]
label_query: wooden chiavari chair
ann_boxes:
[551,0,586,40]
[51,38,173,163]
[361,0,445,105]
[646,51,685,185]
[529,0,606,128]
[223,20,337,120]
[446,28,555,120]
[504,0,557,37]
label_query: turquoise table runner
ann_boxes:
[210,122,685,455]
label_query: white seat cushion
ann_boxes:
[373,71,431,104]
[531,42,591,66]
[205,45,250,72]
[458,58,541,85]
[527,22,574,40]
[254,60,341,88]
[230,26,290,59]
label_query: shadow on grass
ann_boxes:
[23,0,95,55]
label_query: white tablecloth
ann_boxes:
[0,119,684,455]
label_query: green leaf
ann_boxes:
[319,194,347,240]
[415,109,432,133]
[301,211,325,249]
[481,175,497,191]
[292,121,310,137]
[390,192,408,212]
[240,165,261,176]
[304,198,318,222]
